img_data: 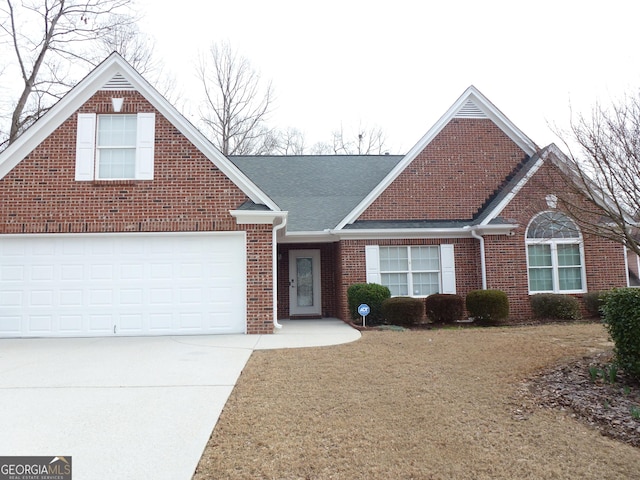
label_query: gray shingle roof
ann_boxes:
[229,155,403,232]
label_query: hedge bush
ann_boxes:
[382,297,424,327]
[465,289,509,325]
[583,291,605,317]
[530,293,582,321]
[347,283,391,326]
[601,288,640,382]
[425,294,464,324]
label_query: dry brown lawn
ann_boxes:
[193,323,640,479]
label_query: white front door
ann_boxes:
[289,249,321,316]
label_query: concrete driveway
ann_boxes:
[0,319,360,480]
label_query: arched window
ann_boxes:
[526,211,585,293]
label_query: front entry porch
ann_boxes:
[276,243,339,320]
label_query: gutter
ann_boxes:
[468,227,488,290]
[272,215,288,329]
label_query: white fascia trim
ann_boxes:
[0,53,279,212]
[332,226,516,240]
[278,231,340,244]
[480,156,545,226]
[277,224,518,243]
[230,210,288,225]
[335,229,470,240]
[335,86,538,230]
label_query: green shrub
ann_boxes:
[425,294,464,324]
[583,291,606,317]
[466,289,509,325]
[530,293,582,321]
[347,283,391,326]
[601,288,640,382]
[382,297,424,327]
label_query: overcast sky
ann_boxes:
[16,0,640,155]
[134,0,640,153]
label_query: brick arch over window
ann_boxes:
[525,211,586,293]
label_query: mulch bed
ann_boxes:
[526,351,640,447]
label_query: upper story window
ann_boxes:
[75,112,155,181]
[526,211,586,293]
[97,115,137,179]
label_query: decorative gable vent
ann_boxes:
[454,99,487,118]
[101,73,135,91]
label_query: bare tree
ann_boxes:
[93,14,154,74]
[197,41,274,155]
[92,15,177,102]
[309,141,333,155]
[259,127,306,155]
[329,123,388,154]
[549,93,640,257]
[0,0,134,147]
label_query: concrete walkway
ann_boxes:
[0,319,360,480]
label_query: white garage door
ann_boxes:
[0,232,246,337]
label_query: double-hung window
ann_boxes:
[526,211,586,293]
[97,115,137,179]
[365,244,456,296]
[75,112,155,181]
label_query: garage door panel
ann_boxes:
[31,290,54,306]
[121,264,144,279]
[29,316,52,332]
[90,289,113,306]
[121,289,144,305]
[179,313,203,329]
[89,314,114,333]
[61,264,84,280]
[90,264,113,280]
[149,313,172,331]
[0,233,247,337]
[60,315,82,333]
[32,265,54,280]
[119,314,143,332]
[1,290,21,306]
[60,290,83,307]
[0,316,20,334]
[151,263,172,279]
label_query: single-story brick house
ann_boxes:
[0,53,629,337]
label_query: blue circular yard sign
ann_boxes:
[358,304,370,317]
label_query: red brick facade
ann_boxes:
[324,122,629,324]
[334,238,481,323]
[360,119,527,221]
[0,90,275,334]
[1,77,630,332]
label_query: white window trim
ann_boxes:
[365,244,456,296]
[75,112,155,181]
[525,215,587,294]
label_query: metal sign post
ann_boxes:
[357,303,370,327]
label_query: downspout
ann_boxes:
[272,215,287,329]
[470,228,487,290]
